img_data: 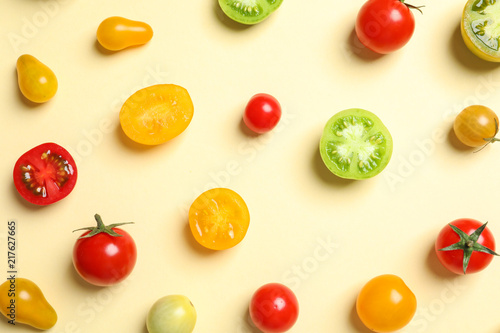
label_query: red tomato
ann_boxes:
[249,283,299,333]
[355,0,420,54]
[243,93,282,133]
[13,142,77,205]
[435,219,498,275]
[73,214,137,286]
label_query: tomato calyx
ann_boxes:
[438,222,499,274]
[73,214,134,239]
[400,0,425,14]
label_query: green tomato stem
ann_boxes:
[73,214,134,239]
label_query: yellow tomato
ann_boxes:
[119,84,194,145]
[356,274,416,333]
[16,54,58,103]
[454,105,499,147]
[189,188,250,250]
[461,0,500,62]
[0,278,57,330]
[97,16,153,51]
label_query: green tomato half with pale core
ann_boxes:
[319,108,393,180]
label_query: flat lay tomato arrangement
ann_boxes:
[2,0,500,332]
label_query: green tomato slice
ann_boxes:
[319,109,393,180]
[218,0,283,25]
[462,0,500,61]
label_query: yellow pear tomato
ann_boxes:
[16,54,58,103]
[0,278,57,330]
[97,16,153,51]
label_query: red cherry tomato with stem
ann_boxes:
[73,214,137,286]
[243,93,282,133]
[355,0,423,54]
[249,283,299,333]
[435,218,498,275]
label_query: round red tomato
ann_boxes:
[435,218,498,275]
[243,93,282,133]
[249,283,299,333]
[355,0,420,54]
[13,142,77,205]
[73,214,137,286]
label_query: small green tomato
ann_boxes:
[146,295,197,333]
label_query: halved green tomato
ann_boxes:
[461,0,500,62]
[218,0,283,25]
[319,109,393,180]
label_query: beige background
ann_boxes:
[1,0,500,332]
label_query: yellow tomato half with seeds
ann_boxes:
[189,188,250,250]
[120,84,194,145]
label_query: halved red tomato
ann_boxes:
[13,143,78,205]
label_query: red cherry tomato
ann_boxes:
[355,0,420,54]
[249,283,299,333]
[13,142,77,205]
[73,214,137,286]
[435,218,498,275]
[243,93,282,133]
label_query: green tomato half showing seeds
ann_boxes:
[218,0,283,25]
[462,0,500,62]
[319,108,393,180]
[146,295,196,333]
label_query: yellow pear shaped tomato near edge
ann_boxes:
[0,278,57,330]
[16,54,58,103]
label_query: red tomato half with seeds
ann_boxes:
[13,142,77,205]
[73,214,137,286]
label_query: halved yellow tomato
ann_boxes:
[189,188,250,250]
[461,0,500,62]
[119,84,194,145]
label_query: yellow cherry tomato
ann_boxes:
[0,278,57,330]
[189,188,250,250]
[454,105,499,148]
[356,274,416,333]
[16,54,58,103]
[97,16,153,51]
[120,84,194,145]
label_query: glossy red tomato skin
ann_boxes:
[13,142,77,206]
[243,94,282,133]
[355,0,415,54]
[435,219,496,275]
[249,283,299,333]
[73,228,137,286]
